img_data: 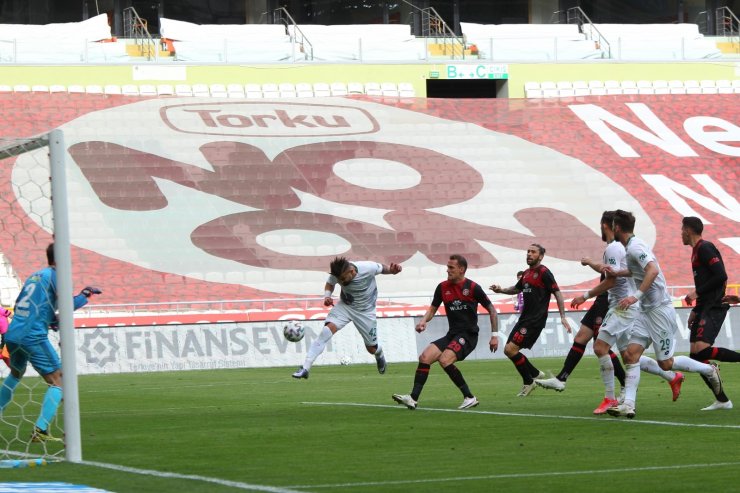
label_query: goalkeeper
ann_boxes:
[0,243,101,442]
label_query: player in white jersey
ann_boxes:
[601,210,722,418]
[571,211,684,415]
[292,256,402,379]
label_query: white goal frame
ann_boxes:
[49,129,82,463]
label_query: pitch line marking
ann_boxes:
[302,401,740,429]
[287,461,740,489]
[80,460,304,493]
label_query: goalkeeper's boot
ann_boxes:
[31,427,62,443]
[292,367,309,379]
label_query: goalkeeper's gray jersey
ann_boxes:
[327,261,383,312]
[625,236,671,309]
[604,240,636,308]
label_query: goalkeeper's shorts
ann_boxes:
[4,339,61,375]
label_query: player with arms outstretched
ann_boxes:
[292,256,401,379]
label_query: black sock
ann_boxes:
[526,358,541,380]
[443,364,473,398]
[691,353,730,402]
[556,342,586,381]
[509,353,534,384]
[411,363,430,401]
[695,346,740,363]
[610,350,626,387]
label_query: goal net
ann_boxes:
[0,130,79,468]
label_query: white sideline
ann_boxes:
[79,460,304,493]
[303,401,740,429]
[288,461,740,490]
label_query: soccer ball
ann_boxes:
[283,320,305,342]
[339,355,352,366]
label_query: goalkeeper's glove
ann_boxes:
[81,286,102,298]
[49,318,59,332]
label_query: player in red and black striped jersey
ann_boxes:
[491,244,572,397]
[392,254,498,410]
[681,216,735,411]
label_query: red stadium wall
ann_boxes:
[0,94,737,322]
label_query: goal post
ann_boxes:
[50,129,82,463]
[0,129,81,466]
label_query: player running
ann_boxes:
[537,211,627,397]
[568,211,684,414]
[491,244,572,397]
[604,210,722,419]
[681,216,736,410]
[392,254,498,410]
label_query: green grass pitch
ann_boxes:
[2,356,739,492]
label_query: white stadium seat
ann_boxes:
[139,84,157,96]
[313,82,331,97]
[175,84,193,96]
[245,83,263,98]
[209,84,227,97]
[330,82,348,96]
[398,82,415,97]
[192,83,210,97]
[296,82,314,97]
[104,84,122,95]
[227,83,245,98]
[122,84,140,96]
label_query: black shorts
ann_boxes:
[689,305,730,345]
[431,331,478,362]
[581,295,609,340]
[507,319,545,350]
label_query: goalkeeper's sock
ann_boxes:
[35,385,63,432]
[0,374,21,412]
[374,347,384,360]
[302,325,333,371]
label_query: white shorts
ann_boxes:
[629,303,678,361]
[596,304,639,352]
[325,302,378,347]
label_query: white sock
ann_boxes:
[303,325,334,371]
[374,346,384,360]
[639,356,675,382]
[624,363,640,408]
[598,355,615,399]
[672,355,713,376]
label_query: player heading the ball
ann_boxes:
[292,256,401,380]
